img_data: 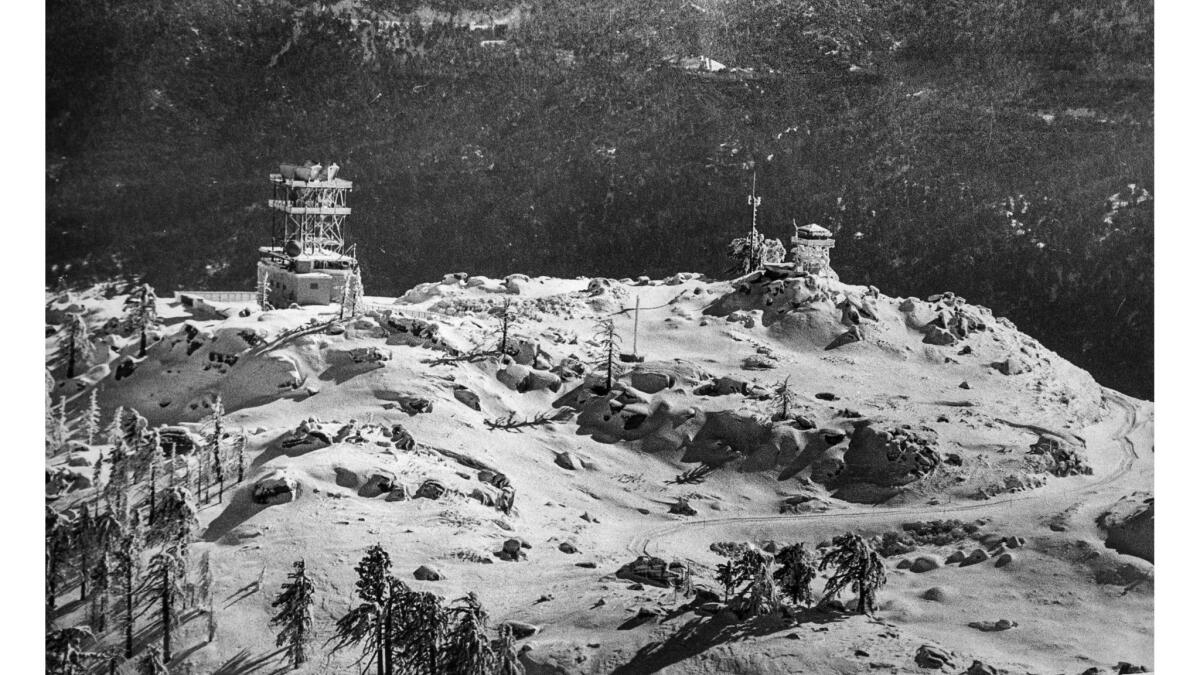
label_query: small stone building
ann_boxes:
[791,223,837,279]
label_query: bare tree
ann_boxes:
[591,318,622,393]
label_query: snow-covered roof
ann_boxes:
[794,223,833,239]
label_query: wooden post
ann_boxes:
[633,296,640,357]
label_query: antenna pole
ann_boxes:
[633,295,640,356]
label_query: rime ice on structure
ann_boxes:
[791,223,837,280]
[257,162,358,307]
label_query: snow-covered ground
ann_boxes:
[45,270,1153,674]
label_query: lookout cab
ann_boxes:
[791,223,837,279]
[257,163,358,307]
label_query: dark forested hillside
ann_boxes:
[45,0,1153,397]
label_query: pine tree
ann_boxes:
[102,441,132,524]
[47,396,69,454]
[591,318,622,393]
[340,268,364,319]
[195,550,214,637]
[77,504,94,602]
[773,543,818,607]
[401,590,447,675]
[148,430,163,522]
[90,553,111,633]
[256,266,270,310]
[444,592,494,675]
[271,559,316,669]
[493,624,525,675]
[61,312,96,379]
[85,389,101,445]
[210,397,225,502]
[123,283,159,357]
[46,506,70,613]
[715,561,738,603]
[235,433,246,484]
[820,532,887,614]
[46,625,102,675]
[743,564,782,617]
[329,544,397,675]
[119,407,151,485]
[104,407,124,447]
[92,447,106,497]
[149,487,198,553]
[112,530,143,658]
[147,543,188,662]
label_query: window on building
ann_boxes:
[310,282,320,290]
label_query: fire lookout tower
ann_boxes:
[257,163,358,307]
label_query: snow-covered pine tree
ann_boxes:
[88,510,124,632]
[340,268,364,320]
[89,552,111,633]
[197,551,216,642]
[46,506,70,613]
[235,432,246,484]
[744,563,782,617]
[820,532,887,614]
[102,441,132,524]
[210,397,225,503]
[400,590,447,675]
[146,543,188,661]
[92,447,105,498]
[148,430,163,523]
[256,266,270,310]
[104,406,123,447]
[150,487,198,554]
[329,544,395,675]
[112,530,143,658]
[47,396,70,453]
[85,389,101,445]
[270,559,316,669]
[444,592,495,675]
[122,283,159,357]
[493,624,525,675]
[61,312,96,379]
[77,504,93,602]
[46,625,102,675]
[773,543,818,607]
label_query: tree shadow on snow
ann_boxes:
[212,647,291,675]
[202,485,271,544]
[317,354,386,386]
[612,608,849,674]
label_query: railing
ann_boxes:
[361,302,443,322]
[177,291,259,304]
